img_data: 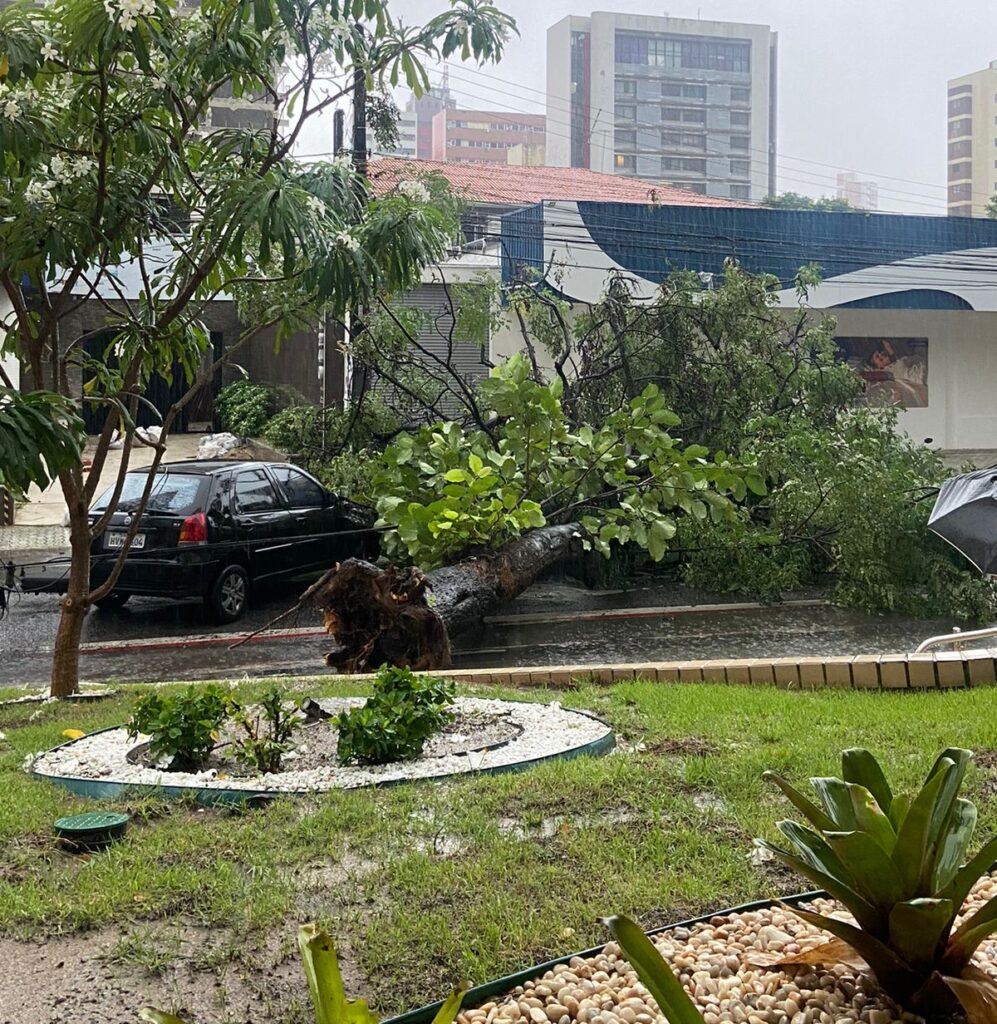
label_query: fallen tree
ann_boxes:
[299,357,761,673]
[303,524,581,672]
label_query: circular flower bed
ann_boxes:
[29,697,613,801]
[455,875,997,1024]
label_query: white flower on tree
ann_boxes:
[41,41,59,61]
[336,229,360,251]
[24,179,56,203]
[397,179,430,203]
[103,0,155,33]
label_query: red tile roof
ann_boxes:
[368,157,748,208]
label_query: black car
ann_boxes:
[26,460,376,622]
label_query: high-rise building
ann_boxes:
[547,12,778,201]
[406,83,457,160]
[431,109,546,164]
[947,61,997,217]
[836,172,879,211]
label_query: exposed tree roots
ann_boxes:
[302,524,580,673]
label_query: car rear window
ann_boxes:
[92,473,206,516]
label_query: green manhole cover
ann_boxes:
[54,811,129,851]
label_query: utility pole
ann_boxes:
[345,61,369,419]
[351,66,368,179]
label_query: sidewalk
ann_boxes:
[2,434,205,554]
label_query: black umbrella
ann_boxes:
[928,468,997,574]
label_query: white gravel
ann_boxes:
[29,697,612,794]
[459,875,997,1024]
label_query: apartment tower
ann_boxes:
[547,12,778,200]
[947,61,997,217]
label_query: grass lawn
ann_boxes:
[3,678,997,1020]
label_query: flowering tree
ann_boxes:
[0,0,514,696]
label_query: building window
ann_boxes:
[615,104,637,121]
[729,158,750,176]
[730,184,751,200]
[731,111,750,127]
[615,32,647,64]
[949,183,972,201]
[661,157,706,173]
[730,135,750,150]
[616,78,637,98]
[673,182,707,194]
[948,84,972,97]
[615,153,636,171]
[615,129,637,147]
[680,38,751,73]
[949,140,972,159]
[662,83,707,100]
[570,30,590,169]
[950,204,973,216]
[949,118,972,138]
[662,107,707,124]
[948,96,973,116]
[948,161,973,180]
[662,131,707,149]
[615,32,749,72]
[731,87,751,103]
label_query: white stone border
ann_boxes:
[29,697,614,795]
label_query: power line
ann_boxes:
[443,62,986,206]
[439,75,959,212]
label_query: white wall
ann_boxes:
[545,15,577,169]
[831,308,997,453]
[0,291,18,390]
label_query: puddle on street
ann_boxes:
[453,603,973,668]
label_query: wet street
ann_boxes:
[0,577,971,688]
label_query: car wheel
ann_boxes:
[94,592,130,612]
[207,563,249,623]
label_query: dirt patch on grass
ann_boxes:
[643,737,718,757]
[0,917,361,1024]
[972,750,997,801]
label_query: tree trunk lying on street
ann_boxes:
[301,523,581,673]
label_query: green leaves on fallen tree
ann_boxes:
[373,354,757,568]
[0,386,85,493]
[758,747,997,1018]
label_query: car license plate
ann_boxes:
[107,532,145,550]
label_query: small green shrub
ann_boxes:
[310,448,379,501]
[759,747,997,1018]
[214,380,275,438]
[230,687,300,774]
[262,396,398,457]
[335,665,456,765]
[127,685,232,771]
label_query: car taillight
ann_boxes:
[178,512,208,545]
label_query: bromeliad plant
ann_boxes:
[758,747,997,1019]
[140,922,469,1024]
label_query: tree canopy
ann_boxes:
[761,192,856,212]
[0,0,517,695]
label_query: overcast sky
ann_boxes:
[297,0,997,214]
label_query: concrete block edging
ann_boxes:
[426,650,997,691]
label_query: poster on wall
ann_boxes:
[835,337,929,408]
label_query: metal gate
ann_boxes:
[80,329,213,435]
[370,284,491,416]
